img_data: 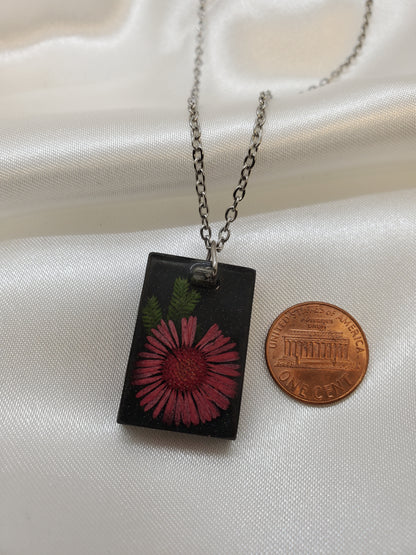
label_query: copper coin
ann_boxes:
[265,302,369,404]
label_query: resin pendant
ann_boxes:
[117,252,256,439]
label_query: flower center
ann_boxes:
[163,347,208,391]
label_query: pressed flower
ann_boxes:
[132,316,240,427]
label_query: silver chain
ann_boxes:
[188,0,373,256]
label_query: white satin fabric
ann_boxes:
[0,1,415,554]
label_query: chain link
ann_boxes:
[306,0,374,91]
[189,0,373,255]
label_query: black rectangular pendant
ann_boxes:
[117,253,256,439]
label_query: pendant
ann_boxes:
[117,252,256,439]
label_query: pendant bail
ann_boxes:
[207,240,218,277]
[189,241,219,287]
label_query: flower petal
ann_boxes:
[150,329,171,350]
[146,336,168,354]
[140,352,165,360]
[175,391,185,426]
[133,368,162,380]
[207,341,238,356]
[207,363,240,377]
[200,383,230,411]
[196,323,221,350]
[185,391,200,426]
[193,389,221,421]
[142,385,168,411]
[161,389,177,424]
[136,359,163,369]
[144,342,166,357]
[205,373,237,397]
[152,388,172,419]
[159,320,177,350]
[181,318,188,347]
[208,363,240,371]
[206,351,239,363]
[151,323,175,351]
[188,316,197,346]
[199,334,230,354]
[203,396,221,421]
[192,389,211,423]
[168,320,180,347]
[135,380,164,399]
[132,375,163,386]
[181,392,192,428]
[138,382,166,405]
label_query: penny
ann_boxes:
[265,302,369,404]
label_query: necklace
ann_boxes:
[117,0,373,439]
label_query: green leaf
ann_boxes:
[142,295,163,335]
[166,277,201,326]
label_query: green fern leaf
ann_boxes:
[142,295,163,335]
[167,277,201,325]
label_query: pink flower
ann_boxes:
[133,316,240,427]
